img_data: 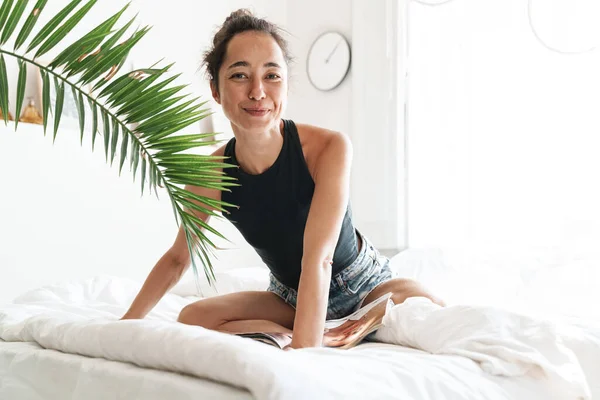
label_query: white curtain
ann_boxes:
[406,0,600,251]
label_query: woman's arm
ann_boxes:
[120,226,194,319]
[290,132,353,348]
[121,146,226,320]
[120,190,217,319]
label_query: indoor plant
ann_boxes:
[0,0,237,288]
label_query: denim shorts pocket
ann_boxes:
[267,273,297,308]
[341,258,380,295]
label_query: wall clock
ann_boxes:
[307,31,351,91]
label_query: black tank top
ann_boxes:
[221,119,359,290]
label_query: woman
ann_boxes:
[121,9,443,349]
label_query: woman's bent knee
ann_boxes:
[177,301,224,329]
[177,303,198,325]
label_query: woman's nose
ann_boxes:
[248,78,266,100]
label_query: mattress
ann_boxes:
[0,340,252,400]
[0,339,565,400]
[0,336,590,400]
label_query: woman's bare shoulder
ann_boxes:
[212,143,227,157]
[294,122,350,175]
[295,122,341,139]
[295,122,350,148]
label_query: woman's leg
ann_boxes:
[177,291,296,334]
[360,278,446,309]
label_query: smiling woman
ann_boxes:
[123,8,443,350]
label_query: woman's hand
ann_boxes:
[288,336,324,349]
[119,313,140,320]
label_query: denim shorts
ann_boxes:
[267,230,394,320]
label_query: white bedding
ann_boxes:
[0,340,252,400]
[1,272,598,400]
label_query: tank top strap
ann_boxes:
[223,136,236,160]
[283,119,300,154]
[282,119,314,184]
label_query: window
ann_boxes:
[407,0,600,251]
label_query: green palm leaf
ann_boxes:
[140,156,147,195]
[0,55,9,125]
[132,140,140,180]
[184,231,211,288]
[49,4,129,70]
[0,1,233,288]
[14,58,26,130]
[148,114,210,142]
[150,133,217,147]
[102,112,110,160]
[119,130,128,175]
[125,94,189,124]
[115,74,182,116]
[50,31,111,72]
[170,184,237,213]
[85,15,137,89]
[0,0,15,34]
[53,76,65,141]
[14,0,49,50]
[26,0,83,53]
[148,159,156,195]
[74,88,84,142]
[110,117,119,165]
[78,27,149,85]
[35,0,97,59]
[128,135,137,169]
[88,98,98,150]
[0,0,28,46]
[98,63,168,100]
[107,65,171,107]
[133,99,204,132]
[41,69,50,134]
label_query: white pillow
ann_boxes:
[170,267,270,298]
[11,275,143,305]
[389,247,524,308]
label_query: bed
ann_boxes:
[1,247,599,400]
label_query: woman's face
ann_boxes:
[212,30,288,133]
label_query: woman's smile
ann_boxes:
[243,108,270,117]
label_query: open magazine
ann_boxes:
[236,292,394,350]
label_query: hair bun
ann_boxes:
[203,8,292,89]
[225,9,254,24]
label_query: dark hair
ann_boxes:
[202,9,293,92]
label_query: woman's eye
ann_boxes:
[266,74,281,80]
[230,73,246,79]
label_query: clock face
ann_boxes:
[307,32,351,91]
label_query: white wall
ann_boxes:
[284,0,352,134]
[281,0,405,251]
[0,123,176,303]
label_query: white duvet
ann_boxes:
[1,274,598,400]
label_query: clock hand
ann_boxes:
[325,38,344,64]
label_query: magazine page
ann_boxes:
[237,332,292,349]
[322,292,394,349]
[324,292,393,329]
[235,292,393,350]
